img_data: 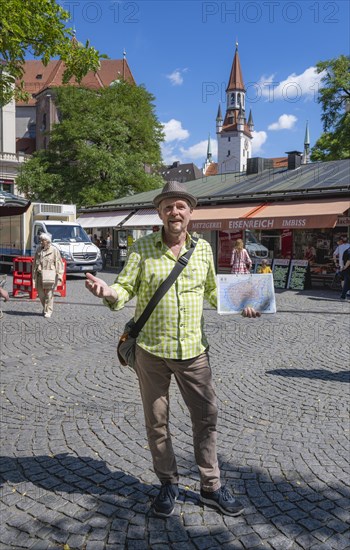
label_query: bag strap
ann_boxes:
[129,237,198,337]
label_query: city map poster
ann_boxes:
[217,274,277,315]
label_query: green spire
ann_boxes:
[304,121,310,145]
[207,133,212,160]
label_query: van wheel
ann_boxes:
[91,271,97,276]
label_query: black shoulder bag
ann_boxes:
[117,238,198,369]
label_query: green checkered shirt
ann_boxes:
[108,230,217,359]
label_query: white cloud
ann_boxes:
[166,68,188,86]
[161,135,218,166]
[251,131,267,154]
[268,114,297,131]
[161,119,189,142]
[180,139,218,161]
[257,66,324,101]
[161,142,180,165]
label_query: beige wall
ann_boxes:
[0,97,16,153]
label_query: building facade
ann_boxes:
[15,53,135,154]
[0,69,29,194]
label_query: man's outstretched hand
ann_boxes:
[85,273,118,303]
[242,306,261,318]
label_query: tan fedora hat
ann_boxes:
[153,180,197,208]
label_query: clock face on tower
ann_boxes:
[244,139,249,150]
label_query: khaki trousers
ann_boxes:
[36,279,54,316]
[134,345,221,492]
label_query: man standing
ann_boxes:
[85,181,258,518]
[333,236,350,270]
[333,236,350,294]
[340,246,350,300]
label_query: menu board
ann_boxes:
[272,259,291,289]
[287,260,309,290]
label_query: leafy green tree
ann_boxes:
[311,55,350,161]
[17,82,164,206]
[0,0,103,105]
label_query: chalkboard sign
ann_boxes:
[272,259,291,289]
[287,260,309,290]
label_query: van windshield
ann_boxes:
[245,230,260,244]
[46,225,91,243]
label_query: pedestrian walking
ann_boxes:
[32,233,64,318]
[85,181,259,518]
[230,238,252,274]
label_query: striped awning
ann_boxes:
[78,210,133,228]
[121,208,163,228]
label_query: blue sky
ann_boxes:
[59,0,349,169]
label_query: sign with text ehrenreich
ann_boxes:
[287,260,309,290]
[272,259,291,289]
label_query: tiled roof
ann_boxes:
[16,59,135,106]
[205,159,289,177]
[272,157,288,168]
[221,110,252,137]
[204,163,218,176]
[80,159,350,211]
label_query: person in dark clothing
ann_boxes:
[340,247,350,300]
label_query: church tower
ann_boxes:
[302,121,310,164]
[217,43,253,174]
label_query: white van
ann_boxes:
[245,230,269,259]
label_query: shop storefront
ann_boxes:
[188,198,350,284]
[77,197,349,286]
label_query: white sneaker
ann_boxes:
[44,312,52,318]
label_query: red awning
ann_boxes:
[245,199,350,230]
[189,204,259,231]
[189,199,350,231]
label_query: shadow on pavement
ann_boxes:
[1,310,43,316]
[267,368,350,383]
[1,453,349,548]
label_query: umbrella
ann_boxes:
[0,191,31,217]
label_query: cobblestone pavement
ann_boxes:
[1,272,349,550]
